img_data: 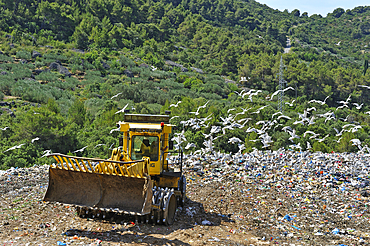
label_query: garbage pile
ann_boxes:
[1,150,370,245]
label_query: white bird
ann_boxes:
[239,77,250,82]
[336,104,349,111]
[270,87,295,100]
[285,99,295,107]
[4,143,26,152]
[170,116,179,121]
[40,149,52,158]
[185,143,196,149]
[352,103,363,110]
[288,129,300,142]
[277,115,291,120]
[251,105,269,114]
[358,85,370,89]
[170,101,182,108]
[110,127,121,134]
[350,139,361,146]
[31,137,40,143]
[306,107,316,112]
[333,127,345,137]
[233,89,247,97]
[337,95,351,106]
[272,112,283,119]
[110,92,122,99]
[306,142,312,150]
[0,126,10,130]
[308,96,329,105]
[115,103,129,114]
[33,110,40,114]
[303,131,320,139]
[73,146,88,153]
[335,41,341,46]
[228,137,242,144]
[227,108,236,113]
[316,134,330,143]
[282,126,293,132]
[210,125,221,134]
[93,143,106,148]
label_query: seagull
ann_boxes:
[251,105,269,114]
[308,96,329,105]
[336,104,349,111]
[73,146,88,153]
[350,139,361,146]
[227,108,236,113]
[110,127,121,134]
[210,125,221,134]
[115,103,129,114]
[303,131,320,139]
[337,95,351,106]
[233,89,247,97]
[170,101,182,108]
[170,116,180,121]
[358,85,370,89]
[31,137,40,143]
[352,103,363,110]
[239,77,250,83]
[110,92,122,99]
[93,143,106,148]
[272,112,283,118]
[306,107,316,112]
[228,137,242,144]
[0,126,10,130]
[333,127,346,137]
[40,149,52,158]
[277,115,291,120]
[316,134,330,143]
[270,87,295,100]
[185,143,196,149]
[285,99,295,107]
[288,129,300,142]
[4,143,26,152]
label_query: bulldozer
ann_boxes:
[43,114,185,225]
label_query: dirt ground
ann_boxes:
[1,160,369,245]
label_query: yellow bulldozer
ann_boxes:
[43,114,185,225]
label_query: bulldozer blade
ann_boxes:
[44,168,152,215]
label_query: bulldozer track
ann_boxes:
[75,187,179,225]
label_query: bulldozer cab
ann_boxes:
[120,114,174,176]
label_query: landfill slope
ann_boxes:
[0,151,369,245]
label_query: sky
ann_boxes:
[258,0,370,17]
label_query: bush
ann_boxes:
[16,50,31,60]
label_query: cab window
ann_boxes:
[131,135,159,161]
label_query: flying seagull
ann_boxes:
[73,146,88,153]
[115,103,129,114]
[111,92,122,99]
[4,143,26,153]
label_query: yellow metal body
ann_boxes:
[43,114,182,216]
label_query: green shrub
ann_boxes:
[16,50,31,60]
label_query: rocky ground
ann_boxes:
[1,151,370,245]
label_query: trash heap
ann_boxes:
[0,150,370,245]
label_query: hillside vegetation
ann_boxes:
[1,0,370,169]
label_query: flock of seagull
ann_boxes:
[169,84,370,155]
[2,84,370,157]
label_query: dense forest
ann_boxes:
[1,0,370,169]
